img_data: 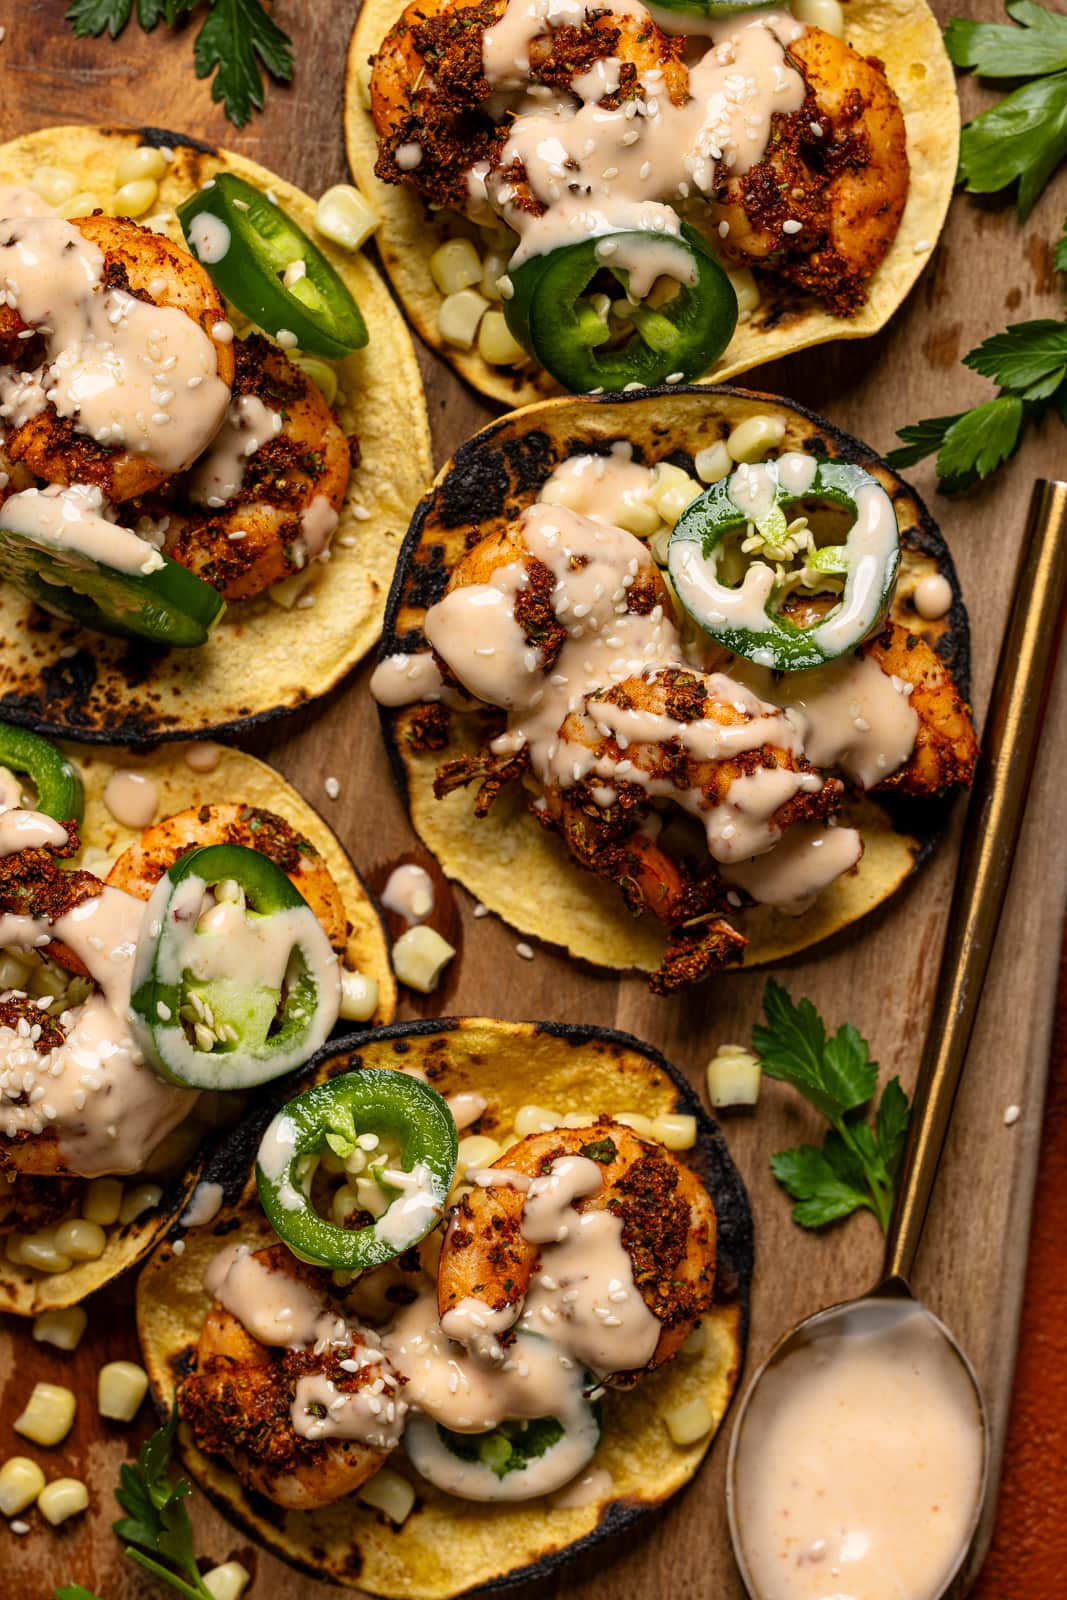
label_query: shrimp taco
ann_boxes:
[372,386,978,992]
[137,1016,751,1597]
[0,125,432,743]
[345,0,957,404]
[0,724,395,1316]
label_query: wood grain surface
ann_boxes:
[0,3,1064,1597]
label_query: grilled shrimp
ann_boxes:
[106,802,349,953]
[2,215,235,500]
[709,28,908,314]
[160,335,351,602]
[371,0,688,211]
[179,1246,391,1510]
[437,1121,716,1375]
[863,623,978,795]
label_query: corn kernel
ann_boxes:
[98,1361,149,1423]
[613,495,662,539]
[694,440,733,484]
[649,463,701,527]
[339,969,379,1022]
[14,1382,76,1446]
[18,1231,73,1274]
[203,1562,251,1600]
[480,250,509,301]
[54,1218,107,1262]
[33,1307,88,1351]
[118,1183,163,1225]
[477,309,526,367]
[392,926,455,993]
[727,414,786,464]
[57,190,110,220]
[438,288,489,349]
[112,178,159,218]
[0,951,32,988]
[706,1044,762,1108]
[37,1477,89,1526]
[513,1104,559,1137]
[430,237,482,296]
[726,267,760,316]
[31,167,79,206]
[116,145,169,185]
[651,1113,697,1150]
[664,1396,714,1446]
[561,1112,598,1129]
[457,1134,501,1174]
[614,1112,655,1139]
[0,1457,46,1516]
[358,1466,416,1525]
[83,1176,123,1226]
[315,184,379,252]
[291,353,339,407]
[649,528,671,567]
[267,568,317,610]
[790,0,845,35]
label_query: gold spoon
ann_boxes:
[726,479,1067,1600]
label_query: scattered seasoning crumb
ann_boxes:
[515,941,534,960]
[10,1521,29,1535]
[324,776,341,800]
[1003,1104,1021,1126]
[782,219,803,235]
[473,902,489,919]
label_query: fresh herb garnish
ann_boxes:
[752,980,911,1233]
[579,1136,617,1165]
[947,0,1067,217]
[66,0,293,127]
[55,1589,104,1600]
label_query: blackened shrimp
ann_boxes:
[160,335,351,601]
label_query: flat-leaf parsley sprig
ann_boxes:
[947,0,1067,218]
[752,981,911,1233]
[66,0,293,127]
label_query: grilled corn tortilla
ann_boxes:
[137,1017,751,1598]
[0,742,396,1317]
[344,0,957,406]
[0,125,432,743]
[377,386,971,975]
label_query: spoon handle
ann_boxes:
[884,479,1067,1284]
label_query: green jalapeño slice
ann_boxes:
[0,723,83,824]
[668,454,901,670]
[179,174,368,359]
[504,223,737,393]
[255,1069,458,1271]
[129,843,341,1090]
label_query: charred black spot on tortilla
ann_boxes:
[170,1345,198,1379]
[802,432,829,454]
[213,1216,242,1236]
[502,429,556,496]
[438,449,510,526]
[134,126,218,156]
[245,1485,288,1530]
[404,544,450,611]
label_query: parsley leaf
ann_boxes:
[753,983,911,1233]
[934,396,1025,488]
[55,1589,104,1600]
[948,1,1067,216]
[66,0,133,36]
[112,1410,214,1600]
[579,1136,618,1164]
[194,0,294,127]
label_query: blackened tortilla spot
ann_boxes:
[502,429,557,495]
[437,451,510,526]
[404,545,450,610]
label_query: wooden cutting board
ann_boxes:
[1,2,1065,1596]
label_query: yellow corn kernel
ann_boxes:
[430,237,482,296]
[37,1477,89,1526]
[613,495,662,539]
[203,1562,251,1600]
[680,1321,707,1355]
[392,926,455,993]
[694,440,732,484]
[315,184,379,253]
[706,1044,762,1108]
[614,1112,655,1139]
[33,1307,88,1351]
[649,463,701,527]
[726,266,760,316]
[438,288,489,349]
[83,1175,123,1226]
[0,951,32,989]
[98,1361,149,1423]
[649,528,671,567]
[727,414,786,465]
[18,1231,73,1274]
[116,145,169,185]
[53,1218,107,1262]
[513,1104,559,1137]
[457,1134,501,1175]
[0,1456,46,1516]
[480,250,509,301]
[57,191,109,220]
[291,353,339,407]
[477,309,525,367]
[358,1466,416,1525]
[118,1183,163,1225]
[561,1112,598,1129]
[112,178,160,218]
[267,568,317,610]
[14,1382,76,1446]
[651,1113,697,1151]
[664,1396,714,1445]
[339,969,379,1022]
[791,0,845,35]
[31,166,79,207]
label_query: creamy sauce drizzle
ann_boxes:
[381,862,435,924]
[188,394,282,508]
[103,770,159,830]
[913,573,953,621]
[0,484,165,576]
